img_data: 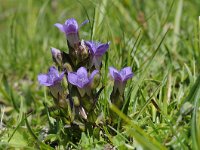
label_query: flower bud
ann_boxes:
[78,40,89,61]
[63,62,73,72]
[62,75,68,91]
[51,47,62,66]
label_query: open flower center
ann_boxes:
[66,24,77,34]
[77,74,88,86]
[77,77,86,83]
[120,70,126,76]
[48,73,57,83]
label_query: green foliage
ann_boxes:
[0,0,200,149]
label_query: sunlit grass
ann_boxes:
[0,0,200,149]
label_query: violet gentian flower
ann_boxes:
[38,66,65,99]
[109,66,133,94]
[54,18,88,48]
[38,66,65,87]
[67,67,99,89]
[85,41,109,69]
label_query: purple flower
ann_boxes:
[85,41,110,69]
[109,67,133,94]
[67,67,99,88]
[109,67,133,83]
[54,18,88,48]
[55,18,78,35]
[38,66,65,87]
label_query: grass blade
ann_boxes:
[110,102,167,150]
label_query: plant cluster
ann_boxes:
[38,18,133,145]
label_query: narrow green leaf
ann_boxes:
[110,102,167,150]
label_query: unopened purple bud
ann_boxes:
[51,47,62,66]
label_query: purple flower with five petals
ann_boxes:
[67,67,99,89]
[38,66,65,87]
[85,41,109,69]
[109,67,133,94]
[55,18,88,48]
[109,67,133,83]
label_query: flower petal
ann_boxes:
[55,71,65,83]
[64,18,78,34]
[95,42,109,56]
[120,67,132,75]
[38,67,64,87]
[68,72,78,86]
[109,67,119,79]
[77,79,89,88]
[48,66,59,77]
[54,23,65,33]
[80,20,89,28]
[89,70,99,83]
[123,73,133,81]
[85,41,95,55]
[59,71,65,79]
[120,67,133,81]
[77,67,88,77]
[113,72,122,82]
[38,74,52,86]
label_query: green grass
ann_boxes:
[0,0,200,149]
